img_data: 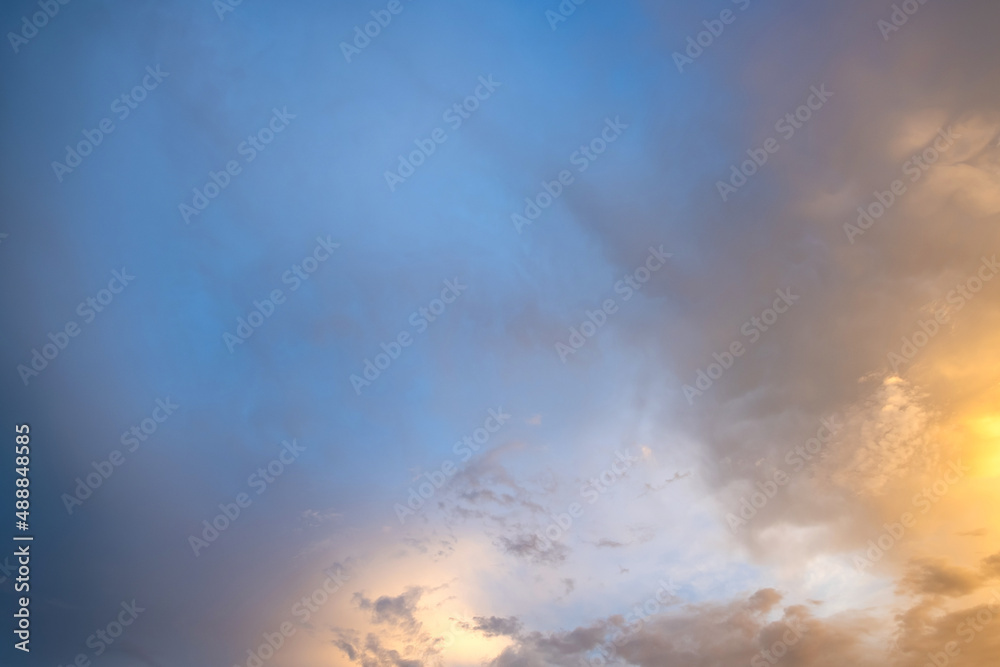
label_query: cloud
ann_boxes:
[336,587,452,666]
[354,587,425,630]
[495,532,569,565]
[959,528,988,537]
[487,589,885,667]
[747,587,783,613]
[351,633,425,667]
[487,622,609,667]
[595,538,627,548]
[898,558,984,597]
[473,615,523,638]
[891,592,1000,667]
[982,552,1000,578]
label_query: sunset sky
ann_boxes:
[2,1,1000,666]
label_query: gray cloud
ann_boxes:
[473,615,523,638]
[354,587,425,630]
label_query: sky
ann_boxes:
[1,0,1000,666]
